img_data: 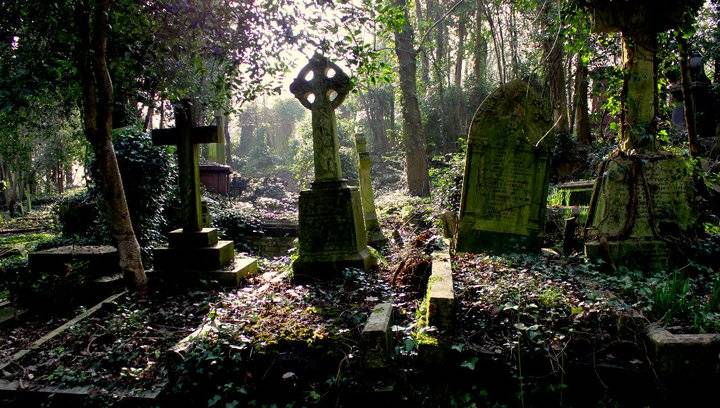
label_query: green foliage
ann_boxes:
[211,203,263,253]
[429,148,465,212]
[55,127,176,257]
[291,117,358,189]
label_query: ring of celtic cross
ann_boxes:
[290,54,352,110]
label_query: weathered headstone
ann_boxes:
[354,131,388,248]
[152,100,257,283]
[581,1,702,271]
[456,79,553,253]
[289,54,374,276]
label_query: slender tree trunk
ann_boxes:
[224,113,233,165]
[473,3,488,83]
[77,0,147,290]
[394,0,430,197]
[415,0,430,88]
[573,56,592,145]
[677,33,700,156]
[159,100,165,129]
[143,90,155,132]
[480,0,503,83]
[540,1,568,133]
[454,15,466,88]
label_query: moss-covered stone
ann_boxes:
[292,181,375,277]
[456,79,553,254]
[584,153,701,270]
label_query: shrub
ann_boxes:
[55,126,177,257]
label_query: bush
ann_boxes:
[429,149,465,212]
[56,126,177,258]
[211,202,263,253]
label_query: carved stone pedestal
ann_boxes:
[292,180,375,277]
[584,153,700,271]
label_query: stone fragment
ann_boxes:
[456,79,553,253]
[362,302,393,368]
[354,131,388,248]
[427,248,454,331]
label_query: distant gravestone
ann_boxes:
[456,79,553,253]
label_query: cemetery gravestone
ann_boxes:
[456,79,553,253]
[354,131,388,248]
[581,0,702,271]
[152,100,257,283]
[289,54,374,276]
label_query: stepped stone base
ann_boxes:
[153,227,256,285]
[292,181,375,277]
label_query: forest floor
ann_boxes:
[1,184,719,406]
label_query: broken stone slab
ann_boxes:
[0,304,26,327]
[646,325,720,374]
[426,246,454,332]
[0,379,164,405]
[362,302,394,368]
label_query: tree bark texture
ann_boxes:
[573,56,592,145]
[394,0,430,197]
[77,0,147,289]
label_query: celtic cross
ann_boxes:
[290,54,352,183]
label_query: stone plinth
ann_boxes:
[584,153,700,270]
[199,163,231,194]
[292,181,375,277]
[153,228,257,284]
[456,79,553,253]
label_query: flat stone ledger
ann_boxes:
[456,79,553,254]
[584,153,700,271]
[199,163,231,195]
[292,181,375,277]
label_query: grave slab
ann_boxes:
[362,302,393,368]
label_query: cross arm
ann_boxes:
[151,126,221,146]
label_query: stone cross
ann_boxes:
[290,54,352,183]
[152,100,221,232]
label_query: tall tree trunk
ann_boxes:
[77,0,147,290]
[473,2,488,82]
[573,56,592,145]
[454,15,466,88]
[394,0,430,197]
[677,33,700,156]
[415,0,430,88]
[159,100,166,129]
[143,90,155,132]
[224,113,233,165]
[480,0,503,83]
[540,2,568,133]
